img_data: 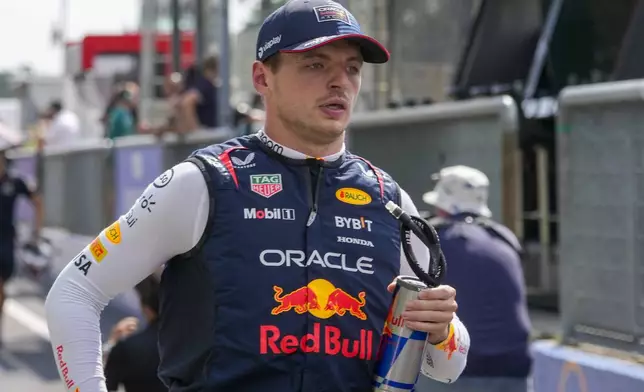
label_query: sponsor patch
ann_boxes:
[313,5,351,25]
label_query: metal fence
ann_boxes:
[7,129,235,237]
[7,95,520,238]
[349,95,521,233]
[557,79,644,353]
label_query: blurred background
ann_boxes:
[1,0,644,391]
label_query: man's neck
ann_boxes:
[260,119,345,159]
[257,130,345,161]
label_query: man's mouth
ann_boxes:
[322,103,346,110]
[320,98,349,119]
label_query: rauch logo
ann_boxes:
[336,188,372,205]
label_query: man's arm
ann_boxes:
[15,177,43,238]
[45,162,210,392]
[177,89,202,133]
[30,193,43,239]
[399,189,469,384]
[104,340,127,392]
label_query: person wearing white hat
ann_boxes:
[417,165,532,392]
[422,165,492,218]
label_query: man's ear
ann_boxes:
[252,61,270,96]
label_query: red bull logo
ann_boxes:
[55,345,76,390]
[271,279,367,320]
[381,305,395,338]
[376,303,405,360]
[435,324,458,360]
[261,279,373,359]
[271,286,320,315]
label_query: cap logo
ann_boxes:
[313,5,351,25]
[301,36,330,49]
[258,34,282,59]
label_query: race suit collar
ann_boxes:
[256,130,345,162]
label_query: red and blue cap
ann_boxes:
[256,0,389,64]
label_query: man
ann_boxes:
[43,100,80,146]
[45,1,469,391]
[105,275,167,392]
[417,165,532,392]
[0,149,43,346]
[178,55,219,132]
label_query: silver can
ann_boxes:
[373,276,429,391]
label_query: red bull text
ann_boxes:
[373,276,428,392]
[261,279,374,359]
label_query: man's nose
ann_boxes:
[327,66,352,91]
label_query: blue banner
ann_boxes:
[113,145,163,220]
[532,340,644,392]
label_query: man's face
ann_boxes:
[255,40,363,144]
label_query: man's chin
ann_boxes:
[317,120,347,136]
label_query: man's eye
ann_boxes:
[348,66,361,74]
[307,63,324,69]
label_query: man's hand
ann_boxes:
[108,317,139,345]
[387,281,457,344]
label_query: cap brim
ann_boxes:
[281,34,389,64]
[422,191,438,206]
[480,206,492,218]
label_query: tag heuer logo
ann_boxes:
[250,174,283,198]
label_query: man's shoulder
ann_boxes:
[4,172,27,185]
[193,77,217,94]
[185,135,258,185]
[191,134,257,158]
[344,152,397,183]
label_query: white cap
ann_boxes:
[422,165,492,217]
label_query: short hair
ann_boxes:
[135,275,160,315]
[50,100,63,112]
[202,55,219,73]
[263,53,282,72]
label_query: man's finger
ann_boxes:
[402,310,454,324]
[405,299,458,312]
[418,285,456,300]
[404,320,447,334]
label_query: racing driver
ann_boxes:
[45,1,470,391]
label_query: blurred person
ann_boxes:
[101,317,139,364]
[44,1,469,391]
[124,81,140,126]
[101,82,126,127]
[233,101,265,136]
[0,149,43,347]
[177,56,219,132]
[106,90,136,140]
[105,275,167,392]
[417,165,531,392]
[43,100,80,146]
[140,73,184,136]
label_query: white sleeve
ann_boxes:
[44,161,209,392]
[398,188,469,384]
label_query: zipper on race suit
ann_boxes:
[305,159,324,227]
